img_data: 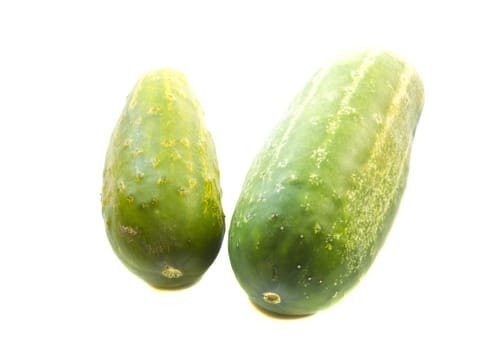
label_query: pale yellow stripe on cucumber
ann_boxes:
[311,49,381,171]
[370,63,417,206]
[266,62,332,176]
[338,49,382,114]
[340,64,416,272]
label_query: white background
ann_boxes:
[1,0,489,348]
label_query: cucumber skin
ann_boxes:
[102,69,225,289]
[228,50,424,315]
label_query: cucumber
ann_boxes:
[101,69,225,289]
[228,49,424,315]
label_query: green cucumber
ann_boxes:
[228,49,424,315]
[102,69,225,289]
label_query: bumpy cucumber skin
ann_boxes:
[228,49,424,315]
[102,69,225,289]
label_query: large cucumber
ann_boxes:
[102,69,225,289]
[228,49,424,315]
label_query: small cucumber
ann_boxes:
[228,49,424,315]
[102,69,225,288]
